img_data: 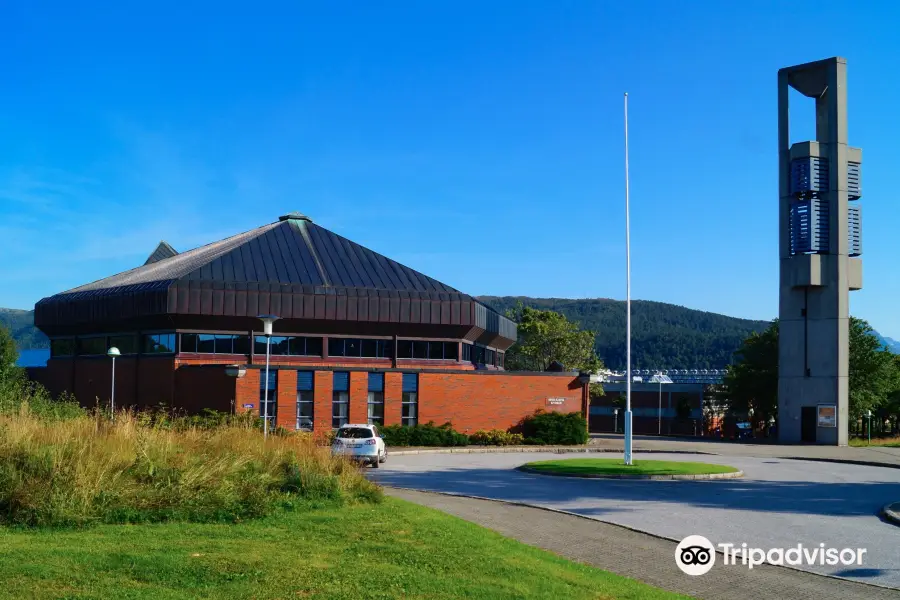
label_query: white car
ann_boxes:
[331,424,387,468]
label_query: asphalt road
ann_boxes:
[371,451,900,590]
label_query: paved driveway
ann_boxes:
[371,451,900,589]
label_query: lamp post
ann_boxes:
[867,409,872,445]
[649,372,673,435]
[623,92,633,465]
[107,346,120,416]
[257,315,279,439]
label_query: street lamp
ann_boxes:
[623,92,634,465]
[107,346,120,416]
[866,409,873,445]
[257,315,279,439]
[649,372,673,435]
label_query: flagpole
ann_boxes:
[624,92,633,466]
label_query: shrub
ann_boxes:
[469,429,524,446]
[380,422,469,447]
[0,408,381,528]
[518,410,588,445]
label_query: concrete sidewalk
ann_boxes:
[387,487,900,600]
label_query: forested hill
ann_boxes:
[477,296,771,370]
[0,308,48,350]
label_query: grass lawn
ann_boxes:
[522,458,740,477]
[849,436,900,447]
[0,498,684,600]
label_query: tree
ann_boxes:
[721,317,900,431]
[721,321,779,432]
[848,318,900,420]
[0,323,22,392]
[504,303,603,373]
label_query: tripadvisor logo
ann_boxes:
[675,535,715,576]
[675,535,868,576]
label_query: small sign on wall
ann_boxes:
[817,404,836,427]
[242,403,255,409]
[546,397,568,406]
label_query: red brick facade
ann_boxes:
[36,357,584,433]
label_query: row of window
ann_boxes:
[259,371,419,431]
[51,333,177,357]
[51,332,502,366]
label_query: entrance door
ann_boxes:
[801,406,817,443]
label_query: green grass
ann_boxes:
[849,436,900,447]
[522,458,739,476]
[0,497,684,600]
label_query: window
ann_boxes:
[50,338,75,357]
[444,343,459,360]
[260,369,277,432]
[76,336,106,356]
[470,344,495,366]
[290,336,323,357]
[142,333,176,354]
[181,333,250,354]
[198,334,216,353]
[396,340,459,361]
[462,343,472,362]
[485,348,496,366]
[181,333,198,353]
[332,372,349,428]
[255,335,323,356]
[297,371,314,431]
[108,334,137,355]
[335,426,374,439]
[401,373,418,427]
[367,373,384,426]
[361,339,392,358]
[498,352,505,369]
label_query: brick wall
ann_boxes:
[235,368,261,414]
[349,371,368,424]
[417,372,582,433]
[275,369,298,429]
[136,358,176,409]
[385,372,403,426]
[174,366,237,414]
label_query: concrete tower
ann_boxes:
[777,57,863,445]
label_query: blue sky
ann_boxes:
[2,2,899,337]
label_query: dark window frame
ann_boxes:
[296,371,314,431]
[259,369,277,432]
[401,373,418,427]
[332,371,350,428]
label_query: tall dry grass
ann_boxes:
[0,402,381,527]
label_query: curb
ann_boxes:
[776,456,900,470]
[387,446,714,456]
[881,502,900,527]
[516,465,744,480]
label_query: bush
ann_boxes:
[0,407,381,528]
[518,410,588,445]
[380,422,469,447]
[469,429,524,446]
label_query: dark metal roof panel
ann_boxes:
[143,241,178,265]
[62,222,279,294]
